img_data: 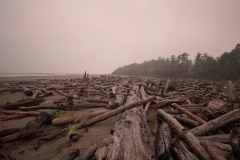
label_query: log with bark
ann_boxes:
[75,95,155,129]
[173,140,199,160]
[0,98,44,110]
[52,110,108,125]
[197,134,230,144]
[190,109,240,136]
[157,109,211,160]
[95,86,155,160]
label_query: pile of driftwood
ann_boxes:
[0,75,240,160]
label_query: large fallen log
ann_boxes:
[152,100,183,109]
[75,95,155,129]
[197,134,230,144]
[0,110,41,116]
[172,115,200,127]
[190,109,240,136]
[155,121,172,159]
[84,98,109,104]
[52,110,108,125]
[157,109,211,160]
[172,103,206,124]
[173,140,199,160]
[200,140,227,160]
[0,98,44,110]
[139,86,151,113]
[95,86,155,160]
[230,127,240,158]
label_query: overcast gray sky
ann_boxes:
[0,0,240,74]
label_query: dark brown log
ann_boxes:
[0,128,21,137]
[75,95,155,129]
[1,127,43,143]
[0,88,22,93]
[75,144,98,160]
[172,115,200,127]
[19,104,61,111]
[197,134,230,144]
[190,109,240,136]
[22,87,33,96]
[1,114,26,121]
[172,103,206,124]
[0,98,44,110]
[61,148,80,160]
[200,140,227,160]
[155,121,172,160]
[152,100,183,109]
[157,109,211,160]
[52,110,108,125]
[0,110,41,116]
[173,140,199,160]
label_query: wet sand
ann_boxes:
[0,75,115,160]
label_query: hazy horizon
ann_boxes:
[1,1,240,74]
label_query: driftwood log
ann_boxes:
[190,109,240,136]
[157,109,211,160]
[0,98,44,110]
[95,85,155,160]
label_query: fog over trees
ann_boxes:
[112,44,240,80]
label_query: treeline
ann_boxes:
[112,44,240,80]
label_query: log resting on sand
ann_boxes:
[95,85,155,160]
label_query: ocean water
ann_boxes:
[0,70,63,77]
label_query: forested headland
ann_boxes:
[112,44,240,80]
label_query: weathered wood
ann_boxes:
[173,140,199,160]
[22,87,33,96]
[52,110,108,125]
[155,121,172,160]
[19,104,61,111]
[190,109,240,136]
[75,144,98,160]
[227,81,240,101]
[106,94,125,110]
[0,98,44,110]
[152,100,183,109]
[157,109,211,160]
[75,95,155,129]
[95,86,155,160]
[1,114,27,121]
[32,89,41,99]
[197,134,230,144]
[200,140,227,160]
[140,86,151,113]
[172,115,200,127]
[172,103,206,124]
[230,127,240,158]
[212,142,234,160]
[0,110,41,116]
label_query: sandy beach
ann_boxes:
[0,75,117,160]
